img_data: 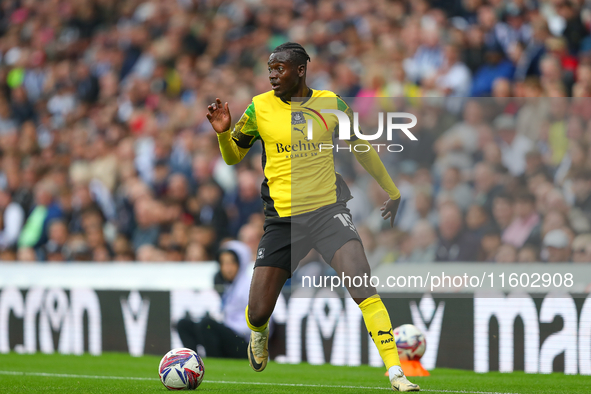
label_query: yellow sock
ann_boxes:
[245,306,269,332]
[359,294,400,369]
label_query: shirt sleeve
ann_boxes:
[335,96,359,141]
[348,139,401,200]
[217,102,259,165]
[231,102,259,148]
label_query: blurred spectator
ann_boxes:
[435,203,479,262]
[132,199,160,251]
[0,247,16,261]
[137,244,167,262]
[17,247,37,262]
[167,174,190,211]
[0,186,24,250]
[545,37,577,89]
[571,170,591,221]
[238,223,264,261]
[540,55,568,95]
[523,150,553,185]
[166,245,184,262]
[404,25,444,85]
[557,2,586,55]
[463,25,487,73]
[176,241,250,358]
[65,233,92,262]
[413,187,438,226]
[502,192,540,248]
[185,242,209,262]
[492,193,514,233]
[18,182,63,248]
[470,46,515,97]
[516,79,549,141]
[436,167,473,211]
[43,219,69,262]
[113,234,134,261]
[518,245,539,263]
[494,114,533,176]
[466,204,490,237]
[74,63,99,103]
[556,140,587,192]
[435,44,472,98]
[0,99,17,134]
[434,100,483,175]
[10,87,35,125]
[389,163,417,232]
[491,77,512,100]
[69,184,104,234]
[479,226,502,262]
[472,162,502,215]
[541,209,569,240]
[542,228,571,262]
[571,233,591,263]
[513,18,549,81]
[406,220,437,263]
[394,232,414,263]
[194,182,229,244]
[496,8,531,56]
[495,243,518,263]
[547,98,570,165]
[93,246,111,263]
[229,170,263,235]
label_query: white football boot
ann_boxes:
[247,326,269,372]
[390,368,420,392]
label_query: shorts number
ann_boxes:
[334,213,357,234]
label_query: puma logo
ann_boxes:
[378,329,393,338]
[293,126,310,141]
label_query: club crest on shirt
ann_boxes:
[291,111,306,125]
[257,248,265,259]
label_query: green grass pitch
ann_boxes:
[0,353,589,393]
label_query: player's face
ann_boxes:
[268,52,300,98]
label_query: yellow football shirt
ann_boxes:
[228,89,354,217]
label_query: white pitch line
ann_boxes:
[0,371,155,381]
[207,380,519,394]
[0,370,519,394]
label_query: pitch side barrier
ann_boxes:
[0,262,590,374]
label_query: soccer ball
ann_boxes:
[158,348,205,390]
[394,324,426,361]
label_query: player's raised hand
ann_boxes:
[206,98,231,134]
[380,197,401,228]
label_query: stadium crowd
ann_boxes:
[0,0,591,264]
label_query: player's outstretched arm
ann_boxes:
[348,139,401,227]
[207,98,250,165]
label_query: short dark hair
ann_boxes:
[494,192,514,204]
[573,169,591,181]
[515,191,536,204]
[272,42,311,66]
[482,224,501,237]
[217,249,240,266]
